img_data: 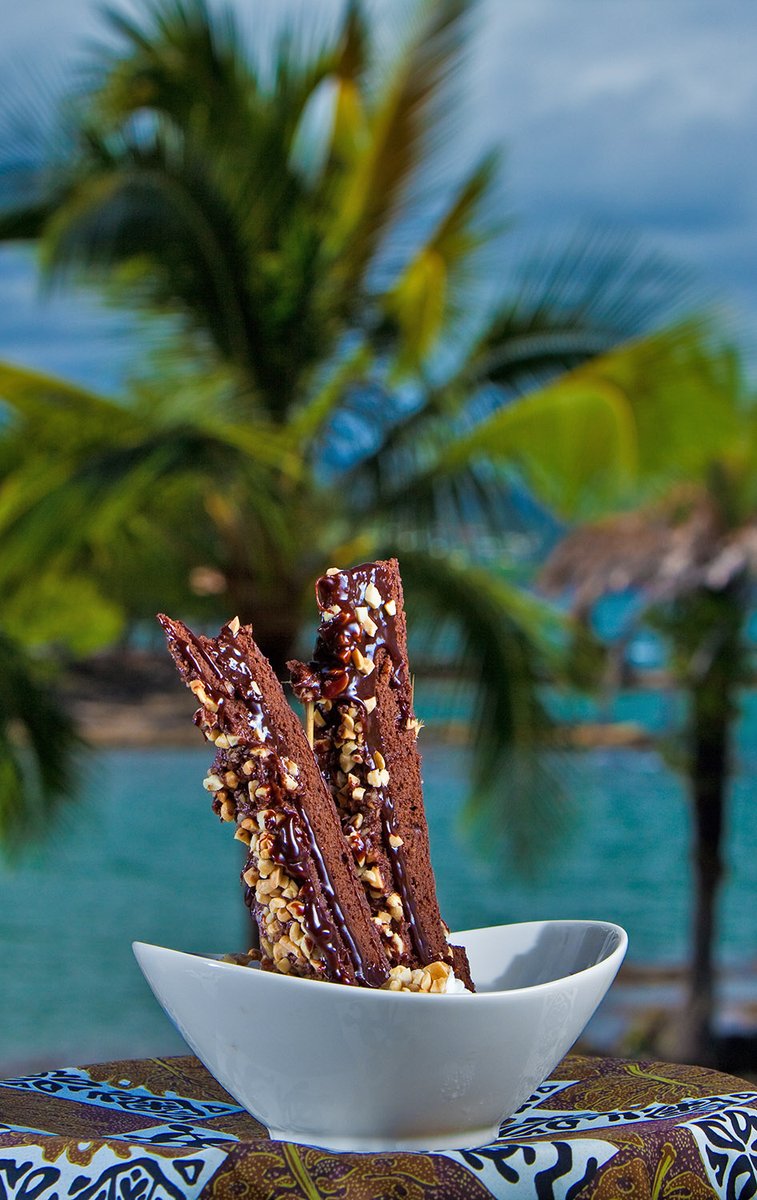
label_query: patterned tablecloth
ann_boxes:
[1,1053,756,1199]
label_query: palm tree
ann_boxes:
[541,343,756,1064]
[0,332,717,858]
[0,0,700,845]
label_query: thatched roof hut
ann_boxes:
[540,485,757,613]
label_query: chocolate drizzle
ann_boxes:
[380,795,432,964]
[267,810,385,987]
[313,567,409,720]
[157,616,268,743]
[159,612,385,987]
[293,562,435,966]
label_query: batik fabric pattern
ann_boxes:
[0,1053,755,1198]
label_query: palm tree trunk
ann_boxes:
[680,677,728,1062]
[224,572,304,675]
[676,585,742,1065]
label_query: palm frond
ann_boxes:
[324,0,472,297]
[0,631,82,850]
[358,366,637,530]
[287,341,373,449]
[580,329,742,489]
[3,573,124,657]
[93,0,334,238]
[3,3,353,411]
[331,0,370,141]
[472,228,699,392]
[399,323,735,525]
[442,375,639,519]
[0,202,53,241]
[383,152,499,370]
[288,0,371,184]
[395,549,587,865]
[336,246,698,523]
[39,138,265,381]
[0,360,121,421]
[94,0,255,128]
[0,408,298,603]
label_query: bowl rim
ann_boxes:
[134,917,627,1003]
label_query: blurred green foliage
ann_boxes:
[542,345,757,1061]
[0,0,714,849]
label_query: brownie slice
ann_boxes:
[289,560,474,991]
[157,614,390,988]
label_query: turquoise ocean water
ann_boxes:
[1,687,756,1072]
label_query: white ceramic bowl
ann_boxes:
[133,918,627,1152]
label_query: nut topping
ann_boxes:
[355,606,378,637]
[189,680,219,712]
[364,581,382,609]
[214,733,240,749]
[361,865,384,891]
[351,648,375,676]
[382,961,453,993]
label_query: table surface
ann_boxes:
[1,1053,756,1199]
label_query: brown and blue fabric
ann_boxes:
[1,1054,755,1198]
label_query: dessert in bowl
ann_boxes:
[145,559,627,1149]
[134,918,627,1151]
[157,560,474,992]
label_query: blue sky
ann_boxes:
[1,0,756,389]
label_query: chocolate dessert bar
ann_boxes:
[157,614,391,988]
[289,560,474,991]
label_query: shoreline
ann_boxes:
[61,651,654,750]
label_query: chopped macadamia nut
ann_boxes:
[364,581,382,609]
